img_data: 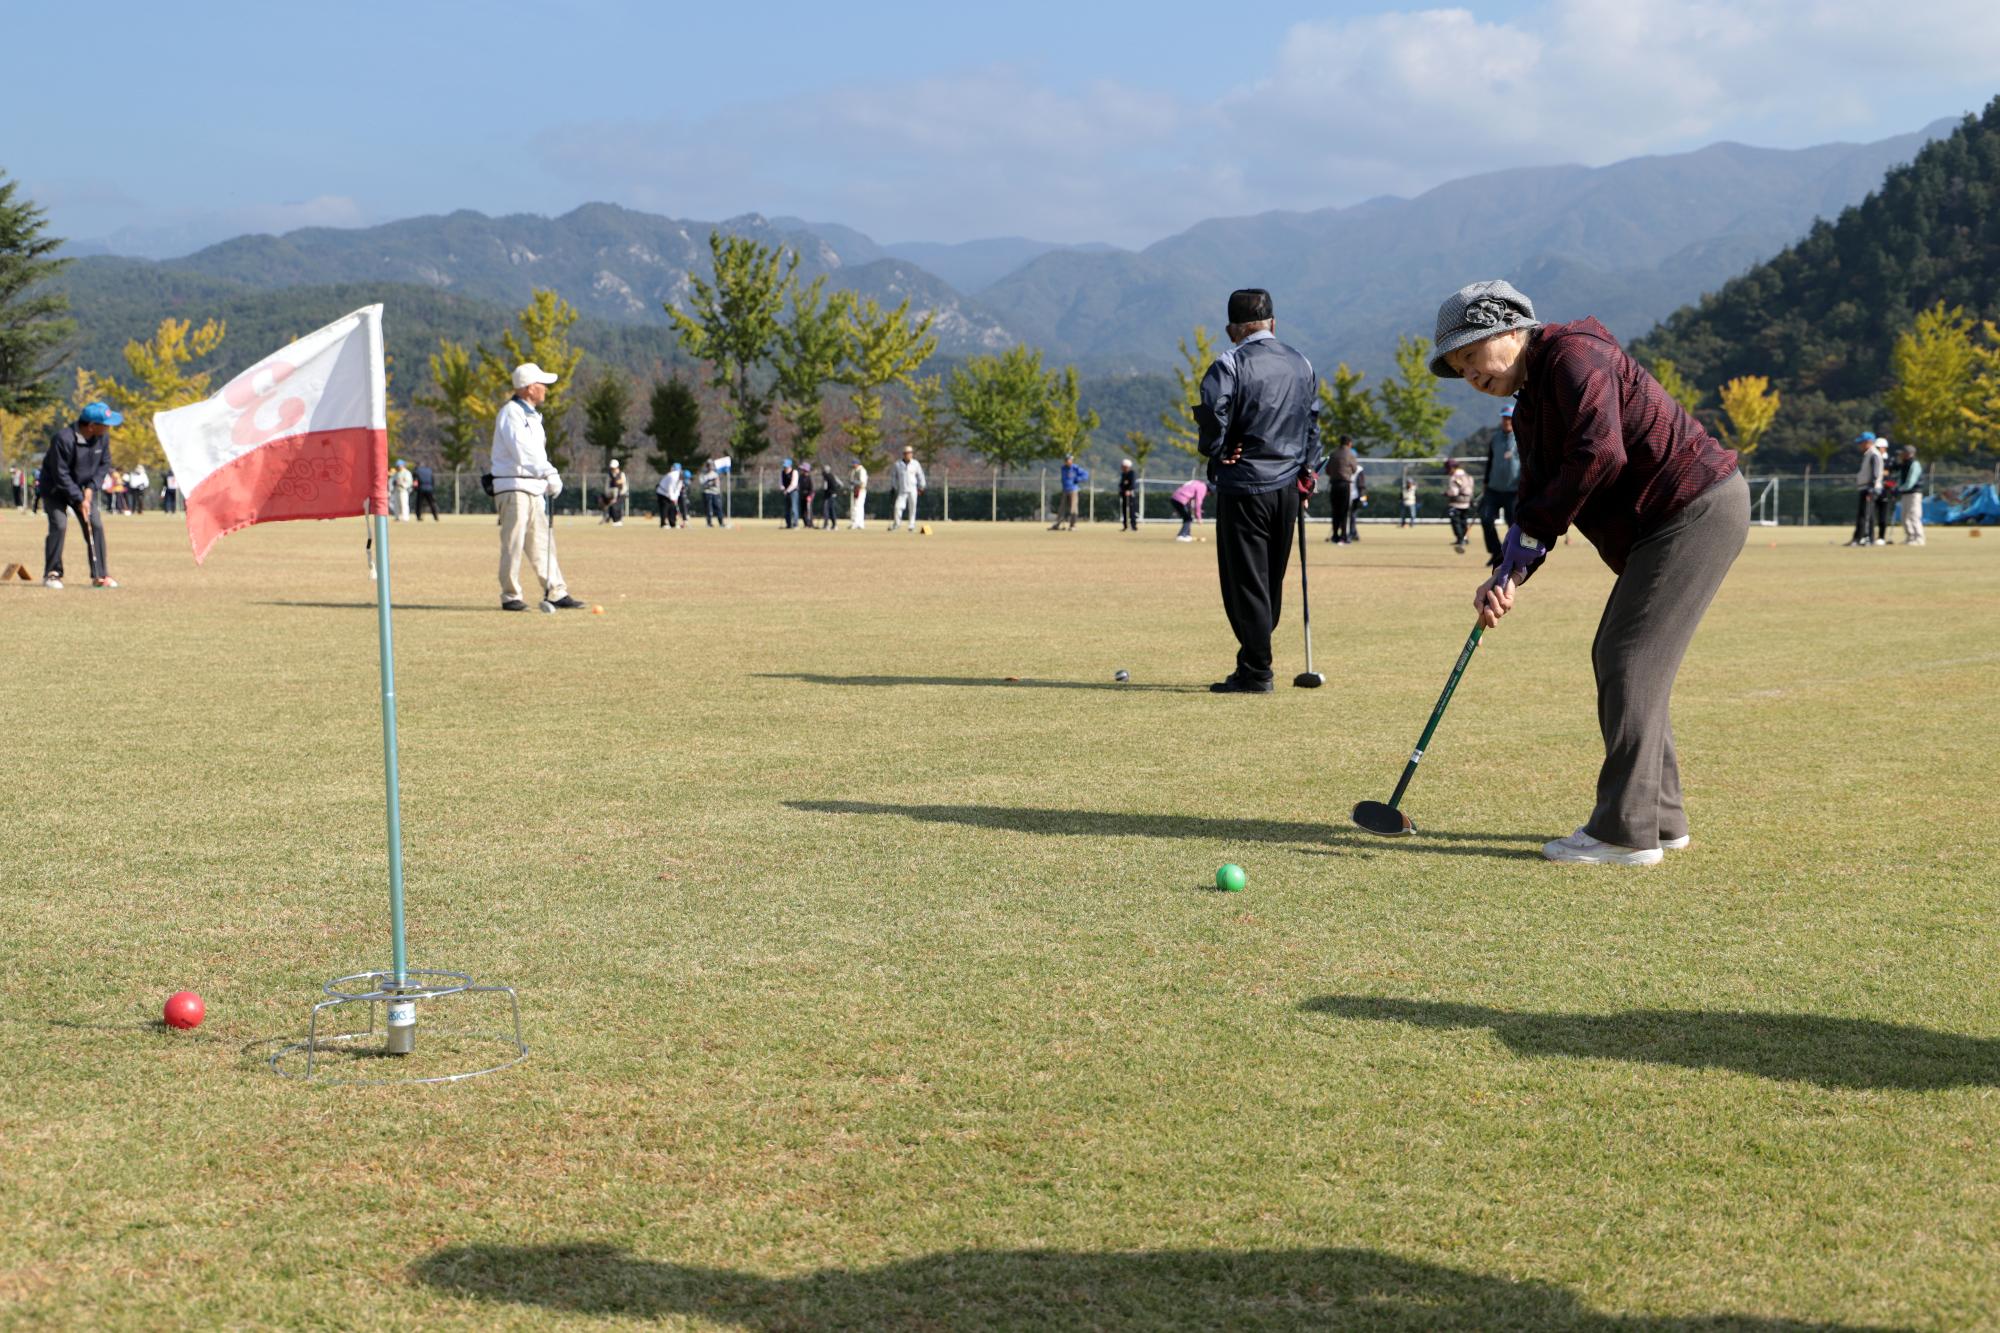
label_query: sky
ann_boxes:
[11,0,2000,258]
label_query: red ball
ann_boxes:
[163,991,205,1030]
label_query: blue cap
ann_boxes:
[1500,404,1515,418]
[784,458,794,468]
[80,401,123,427]
[1855,431,1876,443]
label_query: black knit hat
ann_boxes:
[1227,289,1274,323]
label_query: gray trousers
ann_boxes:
[44,503,107,581]
[1585,471,1748,849]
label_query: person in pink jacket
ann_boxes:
[1169,478,1208,541]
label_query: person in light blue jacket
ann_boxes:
[1050,455,1089,531]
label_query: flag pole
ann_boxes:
[372,510,409,992]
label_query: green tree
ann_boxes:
[1041,364,1099,461]
[950,346,1051,472]
[412,338,487,472]
[906,373,959,467]
[643,377,702,474]
[1317,362,1385,450]
[1963,320,2000,459]
[838,297,936,472]
[582,371,633,473]
[479,289,583,469]
[1650,357,1703,415]
[1123,429,1157,477]
[772,275,850,461]
[76,316,228,469]
[1717,375,1781,459]
[667,231,796,464]
[1887,302,1977,457]
[1376,335,1453,459]
[1159,326,1215,461]
[0,173,74,415]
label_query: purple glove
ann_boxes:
[1494,525,1548,584]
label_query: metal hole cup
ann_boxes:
[269,968,526,1086]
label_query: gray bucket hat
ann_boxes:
[1430,280,1539,378]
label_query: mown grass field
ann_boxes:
[1,508,1995,1331]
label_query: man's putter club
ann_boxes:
[538,493,558,614]
[1352,621,1484,836]
[1293,503,1324,688]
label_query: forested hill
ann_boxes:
[1632,97,2000,460]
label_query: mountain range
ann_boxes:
[46,113,1961,447]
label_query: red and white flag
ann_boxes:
[155,304,388,563]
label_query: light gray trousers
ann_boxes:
[1585,471,1749,850]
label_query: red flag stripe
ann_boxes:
[184,427,389,564]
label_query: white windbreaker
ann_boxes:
[489,397,559,496]
[892,457,926,495]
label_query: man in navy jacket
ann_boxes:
[39,401,120,589]
[1196,289,1322,692]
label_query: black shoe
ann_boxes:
[501,598,528,612]
[1210,674,1275,694]
[549,595,588,610]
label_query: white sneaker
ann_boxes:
[1662,834,1691,851]
[1175,535,1193,543]
[43,576,63,590]
[1542,827,1663,865]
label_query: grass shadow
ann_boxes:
[256,600,491,613]
[756,671,1203,694]
[1301,996,2000,1091]
[787,800,1543,858]
[411,1242,1892,1330]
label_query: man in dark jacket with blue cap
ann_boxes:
[39,401,120,589]
[1196,289,1323,693]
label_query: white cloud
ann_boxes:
[535,4,2000,245]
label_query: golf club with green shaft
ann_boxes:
[1352,620,1484,835]
[1293,502,1324,688]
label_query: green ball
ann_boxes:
[1216,863,1246,893]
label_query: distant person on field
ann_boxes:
[1480,403,1521,568]
[29,466,42,513]
[1196,287,1323,693]
[601,459,628,526]
[161,471,177,515]
[127,463,149,515]
[699,459,725,527]
[848,459,869,530]
[1848,431,1884,546]
[820,465,841,529]
[1325,435,1358,543]
[779,458,800,529]
[798,461,816,528]
[656,463,682,527]
[391,459,413,520]
[1347,460,1366,541]
[1118,458,1139,531]
[890,444,925,532]
[1871,437,1893,544]
[101,469,119,516]
[1399,469,1418,526]
[489,363,584,612]
[413,462,440,519]
[1894,444,1925,545]
[1443,457,1474,553]
[40,402,120,589]
[1169,477,1208,541]
[1050,454,1087,531]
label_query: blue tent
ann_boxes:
[1923,485,2000,526]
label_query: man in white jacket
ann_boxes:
[490,363,585,611]
[889,444,926,532]
[848,460,869,530]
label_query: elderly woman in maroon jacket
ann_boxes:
[1430,280,1748,866]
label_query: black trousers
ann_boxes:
[1480,489,1516,563]
[415,488,440,520]
[1852,491,1876,542]
[1120,492,1138,529]
[1449,508,1470,544]
[45,504,107,580]
[1216,485,1299,684]
[1326,485,1351,542]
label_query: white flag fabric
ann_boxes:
[155,304,388,563]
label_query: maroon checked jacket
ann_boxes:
[1510,318,1738,577]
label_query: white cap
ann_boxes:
[609,458,621,469]
[511,363,559,389]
